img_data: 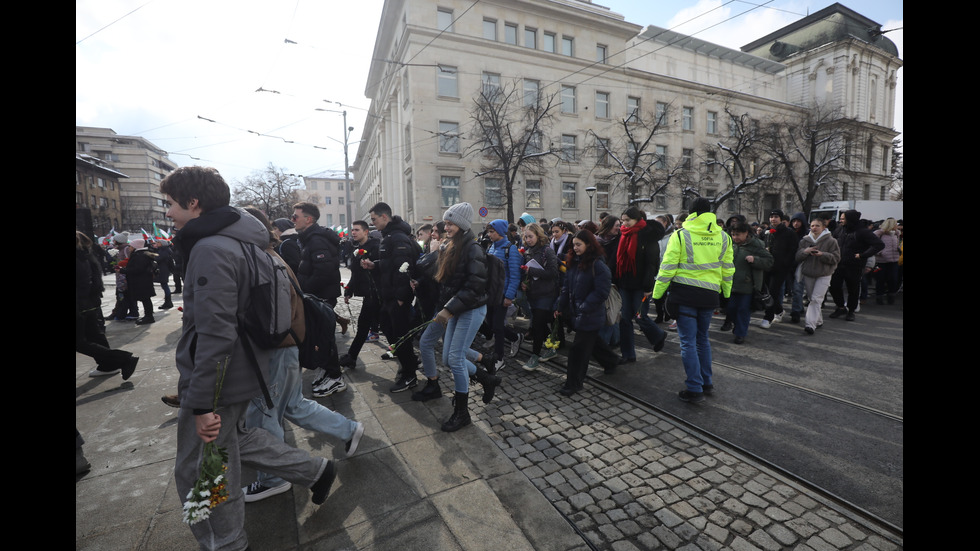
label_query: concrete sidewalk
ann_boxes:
[77,270,903,550]
[76,275,587,550]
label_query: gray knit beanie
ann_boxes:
[443,202,474,231]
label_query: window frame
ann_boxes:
[436,65,458,98]
[438,121,460,153]
[595,91,610,119]
[561,85,576,114]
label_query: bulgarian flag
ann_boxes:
[100,228,117,248]
[153,223,170,240]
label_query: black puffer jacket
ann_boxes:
[438,229,488,315]
[522,243,559,302]
[344,236,380,299]
[121,248,157,300]
[377,216,420,304]
[296,223,342,301]
[835,210,884,268]
[614,220,664,291]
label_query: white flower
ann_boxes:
[399,262,409,273]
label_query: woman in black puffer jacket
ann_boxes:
[413,203,500,432]
[556,230,618,397]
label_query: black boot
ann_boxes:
[159,301,174,310]
[441,392,471,432]
[472,368,501,404]
[411,378,442,401]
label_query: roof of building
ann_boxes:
[636,25,786,74]
[740,3,899,61]
[76,153,129,179]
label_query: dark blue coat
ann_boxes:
[558,256,611,332]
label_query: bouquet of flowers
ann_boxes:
[543,313,562,350]
[182,357,231,525]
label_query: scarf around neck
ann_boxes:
[616,218,646,278]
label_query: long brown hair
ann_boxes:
[435,225,469,283]
[565,229,604,270]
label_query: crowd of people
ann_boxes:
[77,163,904,549]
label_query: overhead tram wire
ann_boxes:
[75,0,156,45]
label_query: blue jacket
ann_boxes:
[488,237,521,302]
[558,256,611,332]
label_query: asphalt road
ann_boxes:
[593,293,904,531]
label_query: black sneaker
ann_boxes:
[345,422,364,457]
[479,352,497,375]
[702,384,714,396]
[338,353,356,369]
[310,460,336,505]
[678,390,705,403]
[242,480,292,503]
[720,321,734,332]
[829,308,847,319]
[390,376,418,393]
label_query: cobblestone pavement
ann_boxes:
[469,358,902,551]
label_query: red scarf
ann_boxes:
[616,218,646,278]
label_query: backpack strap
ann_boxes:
[236,241,275,410]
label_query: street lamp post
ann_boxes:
[585,186,597,222]
[317,107,354,231]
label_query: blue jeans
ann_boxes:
[419,320,446,379]
[246,346,358,488]
[674,304,714,393]
[443,305,486,393]
[791,274,805,315]
[726,292,753,338]
[618,288,665,359]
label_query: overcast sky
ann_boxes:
[76,0,903,186]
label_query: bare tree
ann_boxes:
[762,103,848,217]
[696,106,776,214]
[589,102,691,209]
[231,163,303,221]
[467,79,559,222]
[889,137,903,200]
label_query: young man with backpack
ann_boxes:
[163,167,337,550]
[292,202,348,396]
[479,219,524,371]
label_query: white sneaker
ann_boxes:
[494,359,506,372]
[310,367,327,388]
[760,320,771,329]
[345,422,364,457]
[313,377,347,397]
[773,312,784,323]
[508,333,524,357]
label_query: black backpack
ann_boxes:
[288,278,339,371]
[485,244,510,307]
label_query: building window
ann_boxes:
[527,131,543,154]
[561,182,577,208]
[706,151,717,173]
[596,44,608,64]
[627,96,640,122]
[326,214,333,226]
[596,183,610,209]
[504,23,517,45]
[437,65,457,97]
[707,111,717,134]
[437,7,453,32]
[482,71,501,95]
[324,196,332,205]
[595,137,610,166]
[595,91,609,119]
[656,102,668,125]
[439,121,460,153]
[441,176,460,206]
[339,196,344,205]
[485,178,504,207]
[561,134,576,162]
[682,148,693,169]
[543,32,556,53]
[525,179,541,208]
[655,145,667,169]
[682,107,693,130]
[524,27,536,49]
[483,18,496,41]
[863,184,871,200]
[561,36,574,56]
[523,79,539,107]
[561,85,576,114]
[881,145,888,172]
[404,125,412,160]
